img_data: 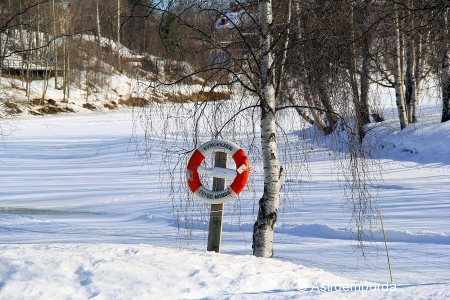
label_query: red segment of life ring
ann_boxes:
[229,149,249,195]
[186,140,249,204]
[186,149,204,194]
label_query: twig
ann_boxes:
[378,210,394,283]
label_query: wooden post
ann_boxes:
[207,152,227,253]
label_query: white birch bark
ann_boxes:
[66,38,70,99]
[52,0,58,89]
[412,31,424,123]
[26,30,32,98]
[252,0,282,258]
[41,59,49,103]
[19,6,24,51]
[405,0,418,123]
[96,0,102,48]
[392,6,408,130]
[35,4,40,50]
[62,38,66,101]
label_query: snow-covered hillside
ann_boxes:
[0,99,449,298]
[0,32,212,118]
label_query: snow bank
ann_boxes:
[0,244,361,299]
[0,244,450,299]
[1,244,447,300]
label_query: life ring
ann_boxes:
[186,139,249,204]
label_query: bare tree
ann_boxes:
[126,0,383,259]
[392,3,409,130]
[251,0,283,258]
[358,0,374,124]
[440,4,450,122]
[96,0,102,48]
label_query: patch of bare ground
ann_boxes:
[119,97,150,107]
[29,99,44,106]
[82,103,97,110]
[104,101,118,110]
[163,93,189,103]
[27,98,74,115]
[3,101,23,115]
[193,91,230,101]
[37,106,70,114]
[164,91,231,103]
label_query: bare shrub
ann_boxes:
[3,101,22,115]
[82,103,97,110]
[192,91,230,102]
[163,91,230,103]
[37,106,66,114]
[29,99,43,105]
[119,97,149,107]
[104,101,118,110]
[162,93,188,103]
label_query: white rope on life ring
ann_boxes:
[186,139,249,204]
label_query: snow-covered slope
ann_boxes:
[0,33,209,118]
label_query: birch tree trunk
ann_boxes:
[289,96,314,125]
[405,0,418,123]
[26,29,32,99]
[18,2,24,51]
[0,28,2,86]
[117,0,121,70]
[66,38,70,99]
[440,7,450,123]
[252,0,283,258]
[52,0,58,89]
[360,0,378,123]
[96,0,102,48]
[35,3,40,51]
[405,32,415,123]
[349,4,366,141]
[392,6,409,130]
[62,38,66,101]
[41,58,49,103]
[318,83,338,133]
[412,29,424,124]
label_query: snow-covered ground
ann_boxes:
[0,100,449,299]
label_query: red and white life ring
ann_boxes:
[186,139,249,204]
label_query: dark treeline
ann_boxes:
[1,0,449,126]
